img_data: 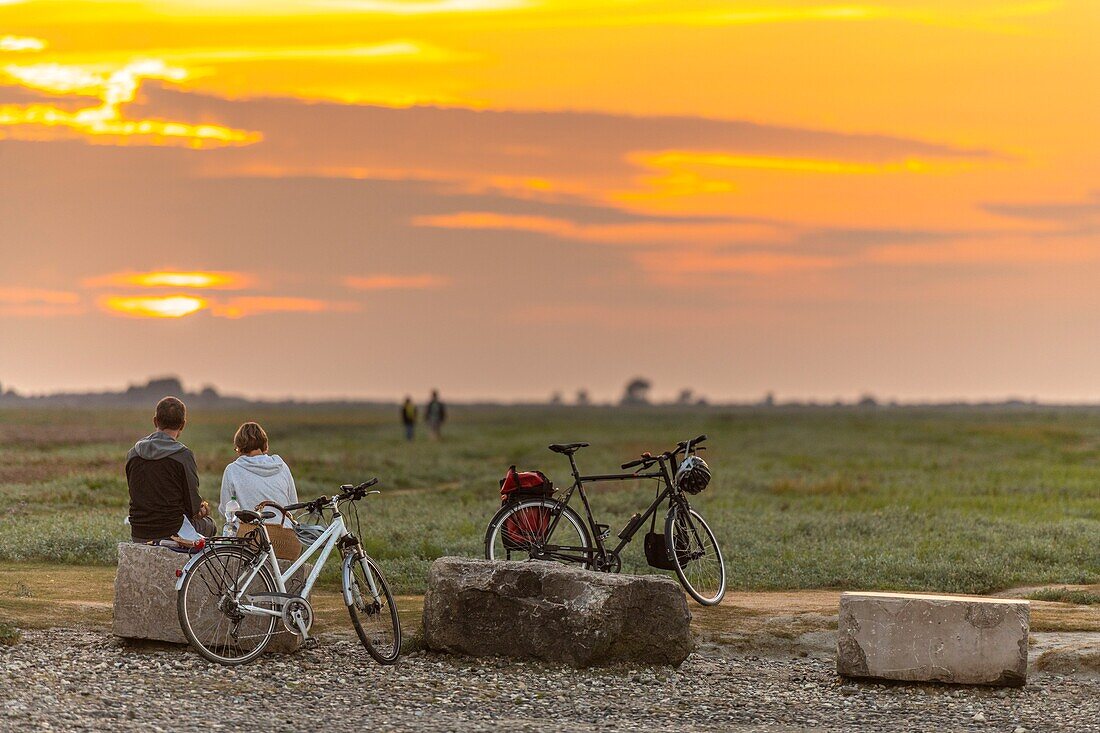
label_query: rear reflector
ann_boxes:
[175,569,183,577]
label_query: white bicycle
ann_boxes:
[175,479,401,665]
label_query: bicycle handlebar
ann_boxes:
[284,478,380,513]
[678,434,707,451]
[621,435,708,470]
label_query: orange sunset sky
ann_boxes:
[1,0,1098,401]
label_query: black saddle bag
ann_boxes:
[644,496,693,570]
[644,531,678,570]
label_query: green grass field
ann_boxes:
[0,405,1097,595]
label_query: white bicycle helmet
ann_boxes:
[675,455,712,495]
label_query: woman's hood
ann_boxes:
[231,453,286,477]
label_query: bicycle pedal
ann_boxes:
[595,524,611,540]
[302,636,319,649]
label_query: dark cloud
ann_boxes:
[0,138,643,283]
[983,193,1100,224]
[795,227,970,254]
[124,84,997,185]
[0,84,97,110]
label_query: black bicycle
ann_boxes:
[484,434,726,605]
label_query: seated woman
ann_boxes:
[219,421,301,560]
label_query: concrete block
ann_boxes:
[837,591,1029,686]
[113,542,310,654]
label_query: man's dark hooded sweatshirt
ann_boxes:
[126,431,202,541]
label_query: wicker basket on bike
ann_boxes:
[236,501,302,561]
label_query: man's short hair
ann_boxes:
[154,396,187,430]
[234,421,269,454]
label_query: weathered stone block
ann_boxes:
[422,556,694,667]
[113,542,310,654]
[837,591,1029,686]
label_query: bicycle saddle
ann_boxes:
[235,509,277,524]
[548,442,590,455]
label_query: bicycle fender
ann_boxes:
[174,550,207,591]
[340,553,357,606]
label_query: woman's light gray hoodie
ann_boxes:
[219,454,298,527]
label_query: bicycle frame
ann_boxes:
[541,451,687,566]
[175,509,382,621]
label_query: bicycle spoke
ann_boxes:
[347,556,401,664]
[487,498,591,567]
[668,508,726,605]
[178,548,277,664]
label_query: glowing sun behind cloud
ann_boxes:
[87,271,357,319]
[0,59,260,147]
[102,295,207,318]
[86,270,254,290]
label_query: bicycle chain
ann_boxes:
[229,628,295,640]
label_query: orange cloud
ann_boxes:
[98,293,354,319]
[343,274,451,290]
[866,237,1100,266]
[636,151,947,175]
[101,295,208,318]
[0,59,260,147]
[87,271,357,319]
[0,287,79,305]
[583,2,1062,32]
[412,211,784,245]
[311,0,529,13]
[210,296,358,319]
[636,250,840,278]
[85,270,254,289]
[0,287,83,316]
[135,40,468,67]
[414,211,578,237]
[119,0,1060,30]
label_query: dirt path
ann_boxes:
[5,563,1100,644]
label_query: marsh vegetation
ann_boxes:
[1,405,1097,594]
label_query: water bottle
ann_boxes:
[222,498,241,536]
[618,512,643,540]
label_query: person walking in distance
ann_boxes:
[425,389,447,441]
[400,396,418,442]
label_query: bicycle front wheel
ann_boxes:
[345,553,402,665]
[485,498,592,567]
[177,545,278,665]
[666,506,727,606]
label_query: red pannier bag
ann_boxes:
[499,465,554,551]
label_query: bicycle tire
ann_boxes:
[345,553,402,665]
[177,545,279,665]
[484,498,593,567]
[665,506,727,606]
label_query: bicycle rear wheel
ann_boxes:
[485,498,592,567]
[345,553,402,664]
[177,545,278,665]
[666,506,726,606]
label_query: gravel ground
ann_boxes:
[2,630,1099,732]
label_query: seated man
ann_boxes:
[126,396,215,544]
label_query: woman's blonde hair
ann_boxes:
[234,421,269,454]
